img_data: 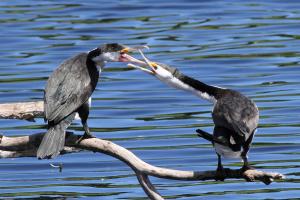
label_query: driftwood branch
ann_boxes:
[0,101,285,200]
[0,101,43,121]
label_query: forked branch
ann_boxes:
[0,101,284,200]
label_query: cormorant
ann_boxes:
[128,50,259,179]
[37,43,145,159]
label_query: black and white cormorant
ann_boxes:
[128,50,259,179]
[37,43,145,159]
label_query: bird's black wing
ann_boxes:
[212,90,259,143]
[44,53,98,124]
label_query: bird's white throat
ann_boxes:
[152,66,217,103]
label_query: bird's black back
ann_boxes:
[212,89,259,144]
[44,53,99,125]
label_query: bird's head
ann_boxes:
[128,50,220,103]
[88,43,148,66]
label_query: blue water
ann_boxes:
[0,0,300,199]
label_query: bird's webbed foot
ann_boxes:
[76,132,95,143]
[240,164,255,173]
[83,130,95,138]
[240,154,254,172]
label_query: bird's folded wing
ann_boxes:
[44,53,96,124]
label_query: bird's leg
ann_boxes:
[215,154,226,181]
[81,120,94,138]
[76,120,95,143]
[241,155,251,171]
[240,133,255,172]
[77,102,95,143]
[241,145,254,172]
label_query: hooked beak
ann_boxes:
[127,50,159,75]
[119,45,149,63]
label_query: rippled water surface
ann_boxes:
[1,0,300,199]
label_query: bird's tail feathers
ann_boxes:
[37,113,75,159]
[196,129,228,145]
[37,124,65,159]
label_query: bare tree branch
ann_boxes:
[0,101,43,121]
[135,169,163,200]
[0,101,285,200]
[0,132,285,183]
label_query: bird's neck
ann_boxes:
[87,48,106,71]
[95,61,105,72]
[87,55,105,72]
[86,57,100,89]
[175,73,225,103]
